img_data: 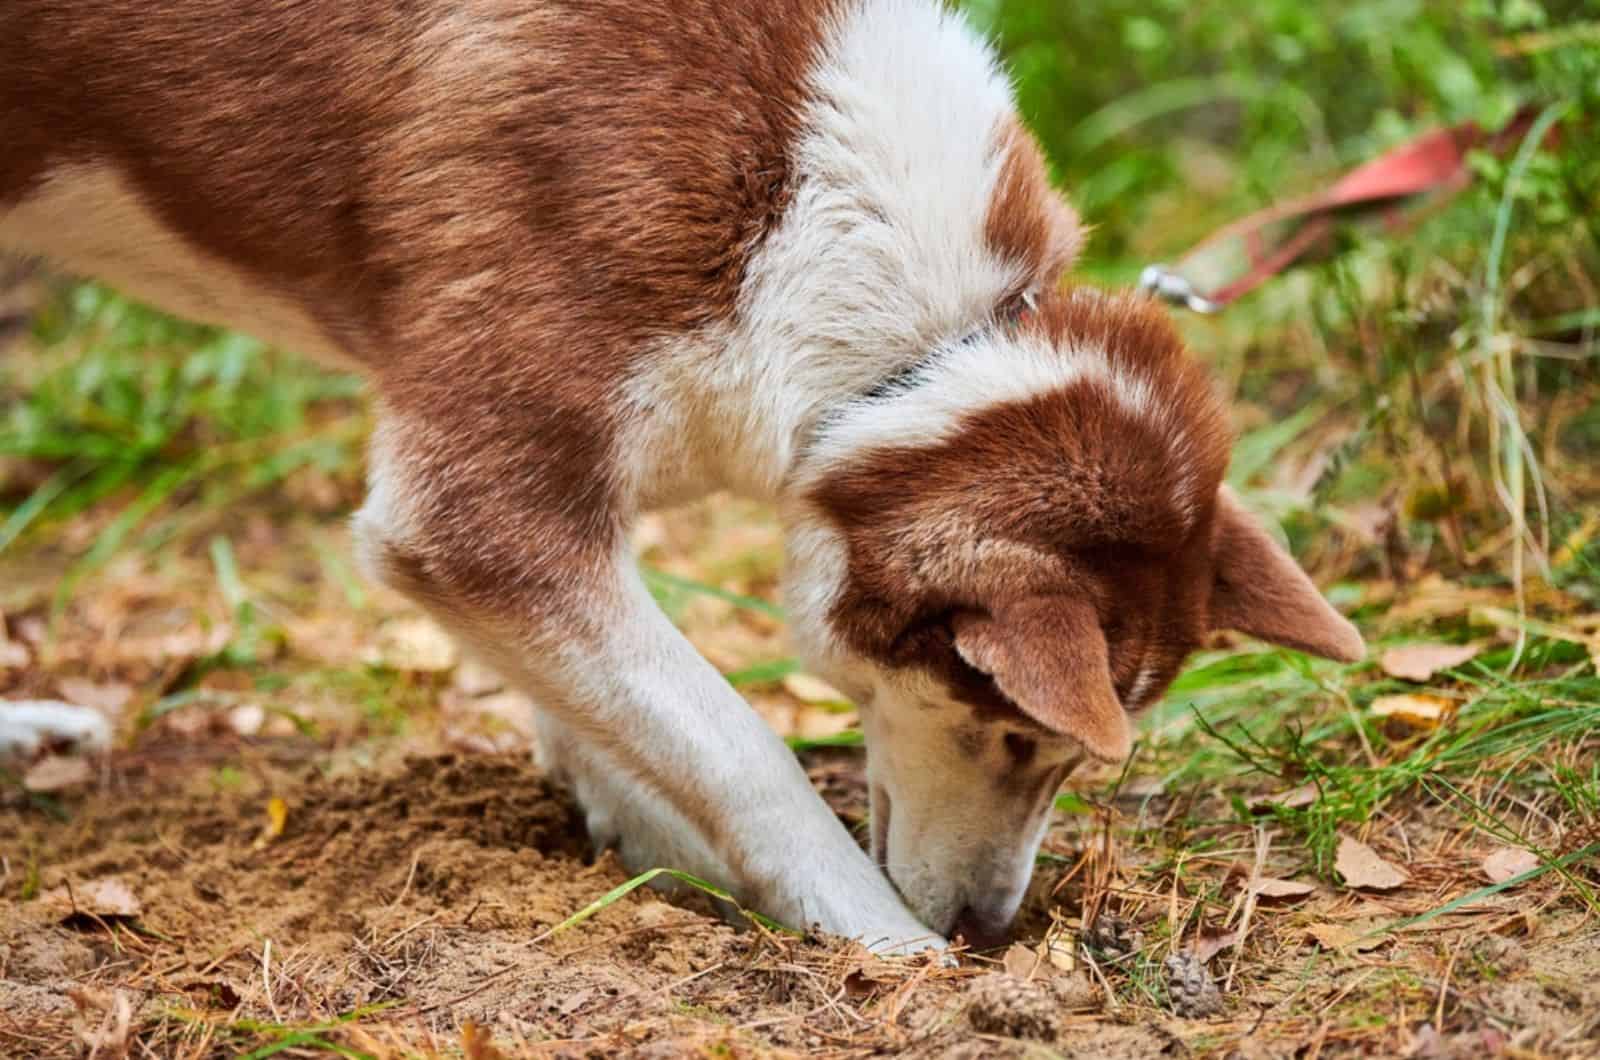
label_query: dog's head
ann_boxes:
[782,287,1362,946]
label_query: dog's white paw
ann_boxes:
[0,700,113,762]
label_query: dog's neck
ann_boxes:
[615,0,1080,513]
[622,294,1023,511]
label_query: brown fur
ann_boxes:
[985,119,1084,289]
[809,288,1235,726]
[953,598,1131,761]
[1210,488,1365,662]
[2,0,842,609]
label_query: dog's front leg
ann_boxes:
[354,419,937,953]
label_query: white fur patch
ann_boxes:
[0,164,346,364]
[1125,665,1158,710]
[622,0,1026,505]
[777,507,860,686]
[799,329,1112,473]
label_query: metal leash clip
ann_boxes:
[1138,265,1221,315]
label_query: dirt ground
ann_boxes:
[2,748,1180,1058]
[2,491,1597,1057]
[5,736,1598,1057]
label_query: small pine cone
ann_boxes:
[1084,914,1143,957]
[1163,952,1223,1018]
[964,975,1065,1041]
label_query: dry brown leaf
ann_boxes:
[1251,782,1319,811]
[369,615,458,672]
[1001,942,1042,980]
[40,878,142,920]
[841,947,895,998]
[266,796,288,836]
[1250,877,1317,899]
[55,677,133,716]
[1386,575,1505,624]
[781,672,848,704]
[1044,933,1077,973]
[1378,642,1480,682]
[22,754,92,793]
[1191,929,1243,964]
[1481,847,1540,884]
[1369,693,1455,733]
[1306,921,1387,953]
[1335,835,1408,891]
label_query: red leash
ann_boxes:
[1140,105,1556,313]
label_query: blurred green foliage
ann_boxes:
[966,0,1600,276]
[3,1,1597,595]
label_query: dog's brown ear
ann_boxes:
[952,598,1133,762]
[1210,486,1365,662]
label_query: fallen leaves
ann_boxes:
[1189,929,1243,964]
[1378,642,1480,681]
[22,754,93,792]
[781,671,848,705]
[54,678,134,716]
[1001,942,1042,980]
[1252,783,1320,812]
[1481,846,1540,884]
[369,615,458,672]
[1335,836,1408,891]
[1369,693,1456,733]
[1249,877,1318,900]
[1000,923,1079,982]
[841,948,898,998]
[39,878,143,920]
[1305,921,1387,953]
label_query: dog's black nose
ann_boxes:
[951,904,1010,952]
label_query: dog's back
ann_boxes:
[1,0,839,373]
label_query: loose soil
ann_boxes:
[2,750,1172,1058]
[4,744,1596,1058]
[0,473,1594,1057]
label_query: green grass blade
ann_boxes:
[724,658,801,687]
[787,729,865,751]
[537,867,797,943]
[50,464,196,619]
[642,567,784,618]
[1387,842,1600,934]
[0,464,83,553]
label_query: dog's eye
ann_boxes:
[889,610,955,664]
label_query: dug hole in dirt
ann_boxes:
[1,749,1168,1058]
[5,742,1599,1057]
